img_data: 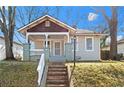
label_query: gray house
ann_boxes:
[18,15,106,62]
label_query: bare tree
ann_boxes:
[0,6,16,60]
[101,7,118,60]
[92,7,118,60]
[16,6,41,26]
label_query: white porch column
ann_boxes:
[67,33,70,43]
[26,33,29,43]
[45,34,48,48]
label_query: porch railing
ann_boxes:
[37,53,45,86]
[30,49,44,56]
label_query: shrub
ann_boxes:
[101,50,110,60]
[116,53,123,61]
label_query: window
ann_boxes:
[45,21,50,27]
[71,37,79,51]
[85,37,94,51]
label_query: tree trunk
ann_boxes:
[109,20,117,60]
[4,34,15,60]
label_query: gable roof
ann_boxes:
[18,15,76,34]
[76,29,108,36]
[76,29,95,34]
[0,36,22,46]
[118,38,124,44]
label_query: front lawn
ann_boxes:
[0,61,38,87]
[67,61,124,87]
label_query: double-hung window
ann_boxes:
[85,37,94,51]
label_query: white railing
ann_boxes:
[30,49,44,56]
[37,53,45,86]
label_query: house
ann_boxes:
[0,36,23,60]
[18,15,106,62]
[102,38,124,56]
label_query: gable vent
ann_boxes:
[45,21,50,27]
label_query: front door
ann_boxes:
[54,41,61,56]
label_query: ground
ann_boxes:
[0,61,38,87]
[67,61,124,87]
[0,60,124,87]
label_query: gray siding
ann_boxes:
[76,35,101,61]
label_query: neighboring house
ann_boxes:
[18,15,106,62]
[102,39,124,56]
[0,36,23,60]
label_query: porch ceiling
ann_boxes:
[29,35,66,41]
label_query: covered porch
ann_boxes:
[24,32,70,62]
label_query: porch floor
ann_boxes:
[49,56,66,62]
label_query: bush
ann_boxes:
[116,53,123,61]
[101,50,110,60]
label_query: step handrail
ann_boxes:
[37,53,45,86]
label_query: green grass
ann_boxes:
[0,61,38,87]
[67,61,124,87]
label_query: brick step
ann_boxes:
[49,65,65,68]
[48,67,67,70]
[48,69,67,72]
[46,62,69,87]
[48,71,67,75]
[48,67,67,71]
[48,68,67,71]
[49,62,65,65]
[46,83,68,87]
[47,76,68,80]
[46,79,68,84]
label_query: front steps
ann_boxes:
[46,62,69,87]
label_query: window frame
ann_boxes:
[85,37,94,51]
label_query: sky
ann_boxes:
[0,6,124,44]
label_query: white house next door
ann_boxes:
[54,41,61,56]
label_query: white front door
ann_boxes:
[54,41,61,56]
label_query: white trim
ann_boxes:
[26,31,28,43]
[98,37,101,60]
[27,32,69,36]
[36,38,65,41]
[85,36,94,51]
[64,41,65,55]
[45,34,48,47]
[53,40,62,56]
[42,40,52,53]
[18,15,76,32]
[76,33,108,36]
[67,33,70,43]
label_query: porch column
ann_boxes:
[67,33,69,43]
[45,34,48,48]
[26,33,29,43]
